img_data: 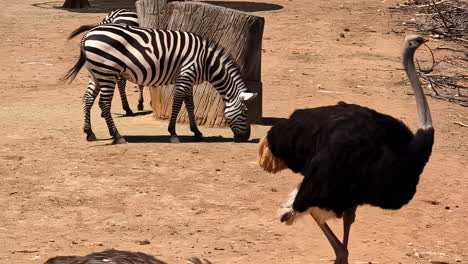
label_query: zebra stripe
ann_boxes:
[101,9,139,26]
[65,23,257,143]
[69,9,145,116]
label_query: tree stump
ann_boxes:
[62,0,90,8]
[136,0,264,127]
[135,0,168,29]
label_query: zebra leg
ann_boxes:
[83,77,100,141]
[117,78,134,116]
[168,77,193,143]
[184,92,202,137]
[137,85,144,111]
[98,79,127,144]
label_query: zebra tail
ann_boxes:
[61,46,86,83]
[68,24,98,40]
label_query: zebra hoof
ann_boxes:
[113,137,127,144]
[86,133,97,141]
[193,131,203,137]
[170,136,181,143]
[125,110,134,116]
[137,104,144,111]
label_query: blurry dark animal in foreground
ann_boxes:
[44,249,213,264]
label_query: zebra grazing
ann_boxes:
[68,9,146,116]
[64,24,257,144]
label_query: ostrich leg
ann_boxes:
[342,206,357,248]
[311,212,348,264]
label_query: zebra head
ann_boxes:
[225,92,257,142]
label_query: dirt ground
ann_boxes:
[0,0,466,263]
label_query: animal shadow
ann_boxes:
[202,1,283,12]
[259,117,288,126]
[124,135,260,144]
[115,110,153,118]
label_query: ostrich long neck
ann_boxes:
[403,45,433,130]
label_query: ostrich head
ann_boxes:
[403,34,427,51]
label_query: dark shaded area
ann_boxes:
[115,110,153,118]
[33,0,282,13]
[32,0,136,13]
[259,117,288,126]
[124,135,259,143]
[202,1,283,12]
[62,0,90,8]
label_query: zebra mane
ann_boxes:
[207,40,242,74]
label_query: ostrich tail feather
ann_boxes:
[257,137,287,173]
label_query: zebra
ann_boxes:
[68,9,146,116]
[63,23,258,144]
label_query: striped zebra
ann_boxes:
[64,24,257,144]
[69,9,146,116]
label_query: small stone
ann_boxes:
[408,242,413,246]
[445,206,450,210]
[344,28,350,32]
[271,188,278,192]
[215,168,221,171]
[339,33,345,38]
[136,240,150,245]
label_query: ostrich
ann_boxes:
[257,35,434,264]
[44,249,213,264]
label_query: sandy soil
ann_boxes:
[0,0,466,263]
